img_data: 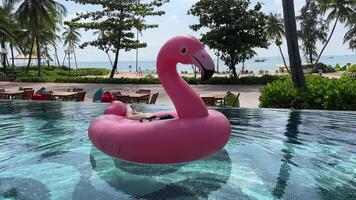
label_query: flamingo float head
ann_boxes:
[157,35,215,81]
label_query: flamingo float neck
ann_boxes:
[157,58,208,119]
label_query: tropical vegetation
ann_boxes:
[265,13,290,74]
[297,0,328,64]
[15,0,66,76]
[281,0,306,89]
[0,1,354,88]
[188,0,269,77]
[67,0,168,78]
[260,75,356,110]
[0,0,67,77]
[62,25,81,69]
[315,0,355,64]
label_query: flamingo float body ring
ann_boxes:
[88,35,231,164]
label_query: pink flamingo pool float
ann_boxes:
[88,35,231,164]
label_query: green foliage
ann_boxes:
[265,13,289,73]
[62,25,81,48]
[260,75,356,110]
[67,0,168,78]
[297,0,328,63]
[144,73,155,79]
[71,68,110,76]
[11,65,110,78]
[341,65,348,71]
[335,64,342,71]
[13,0,67,74]
[316,0,355,63]
[0,72,6,78]
[15,73,285,85]
[265,13,285,41]
[344,14,355,50]
[349,64,356,72]
[225,91,239,107]
[342,64,356,79]
[313,63,336,73]
[188,0,269,76]
[0,6,15,70]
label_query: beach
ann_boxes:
[59,55,356,73]
[0,70,347,108]
[0,81,263,108]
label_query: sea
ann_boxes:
[16,55,356,73]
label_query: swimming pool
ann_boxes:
[0,101,355,200]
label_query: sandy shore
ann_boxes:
[0,82,263,108]
[89,71,344,79]
[86,71,255,79]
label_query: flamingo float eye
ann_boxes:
[179,46,188,55]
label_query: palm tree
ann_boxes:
[282,0,306,89]
[62,25,81,69]
[344,13,356,51]
[2,1,18,67]
[0,7,14,71]
[62,26,81,48]
[13,0,66,76]
[265,13,291,74]
[315,0,355,64]
[40,29,60,67]
[93,30,114,67]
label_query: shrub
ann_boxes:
[342,64,356,79]
[11,66,110,77]
[15,74,286,85]
[260,75,356,110]
[225,91,240,107]
[73,68,110,76]
[313,63,336,73]
[0,72,5,78]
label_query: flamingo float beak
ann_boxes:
[191,49,215,82]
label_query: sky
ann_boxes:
[55,0,355,62]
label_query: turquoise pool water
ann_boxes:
[0,101,355,200]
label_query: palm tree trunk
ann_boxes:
[282,0,306,89]
[5,56,9,67]
[106,52,113,67]
[45,46,50,67]
[62,53,67,66]
[231,62,237,77]
[36,37,41,76]
[309,51,313,64]
[54,46,60,67]
[192,65,197,78]
[278,45,291,74]
[68,52,71,73]
[314,15,339,65]
[10,43,14,67]
[216,52,220,73]
[73,49,78,70]
[26,38,35,73]
[229,52,238,77]
[110,49,120,78]
[242,61,245,73]
[1,41,6,72]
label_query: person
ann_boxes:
[127,104,174,122]
[125,104,155,121]
[318,69,323,76]
[105,101,173,122]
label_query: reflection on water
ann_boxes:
[0,177,50,200]
[90,147,232,199]
[113,158,184,176]
[0,101,355,199]
[272,111,301,199]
